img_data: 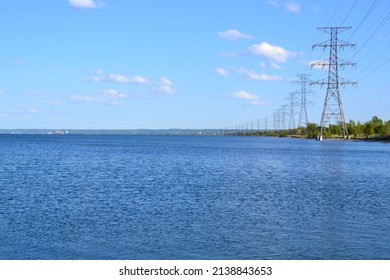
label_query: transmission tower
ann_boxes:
[281,105,288,130]
[293,74,313,129]
[287,92,298,130]
[274,110,280,131]
[311,27,356,140]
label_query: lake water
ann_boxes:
[0,135,389,260]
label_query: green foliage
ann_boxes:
[307,123,319,138]
[278,130,288,137]
[323,129,332,138]
[347,119,362,138]
[228,116,389,140]
[382,121,390,138]
[371,116,383,134]
[356,121,362,137]
[328,124,342,135]
[362,121,375,138]
[299,116,388,140]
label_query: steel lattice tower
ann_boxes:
[293,74,313,129]
[281,105,287,130]
[311,27,356,140]
[287,92,298,130]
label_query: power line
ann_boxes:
[348,0,380,40]
[351,6,390,60]
[345,2,390,81]
[340,0,358,26]
[326,0,343,26]
[357,51,390,82]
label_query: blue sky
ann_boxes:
[0,0,389,129]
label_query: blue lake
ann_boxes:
[0,135,389,259]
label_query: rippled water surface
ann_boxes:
[0,135,389,259]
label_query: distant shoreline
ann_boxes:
[1,130,389,143]
[0,129,224,136]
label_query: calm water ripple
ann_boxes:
[0,135,389,259]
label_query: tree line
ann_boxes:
[232,116,390,141]
[303,116,390,140]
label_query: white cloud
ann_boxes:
[152,77,175,94]
[129,76,148,84]
[265,0,280,7]
[160,77,173,87]
[285,2,301,14]
[88,70,105,82]
[250,100,265,106]
[70,95,104,103]
[256,73,283,81]
[215,67,229,76]
[231,91,265,106]
[102,89,127,99]
[108,74,130,83]
[231,90,259,101]
[68,0,100,9]
[266,0,301,14]
[249,42,294,63]
[235,67,283,81]
[87,71,148,84]
[218,29,254,41]
[85,71,175,96]
[70,90,127,106]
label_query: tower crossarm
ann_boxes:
[317,26,352,33]
[312,40,331,50]
[339,78,358,87]
[310,78,328,87]
[310,78,357,87]
[311,59,329,70]
[337,40,356,49]
[311,58,357,69]
[312,40,356,50]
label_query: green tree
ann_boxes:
[307,123,319,138]
[371,116,383,134]
[362,121,375,139]
[356,121,362,137]
[347,120,362,138]
[323,129,332,138]
[382,121,390,139]
[347,119,356,136]
[329,124,342,136]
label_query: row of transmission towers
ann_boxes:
[222,26,356,140]
[269,26,357,139]
[272,74,313,132]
